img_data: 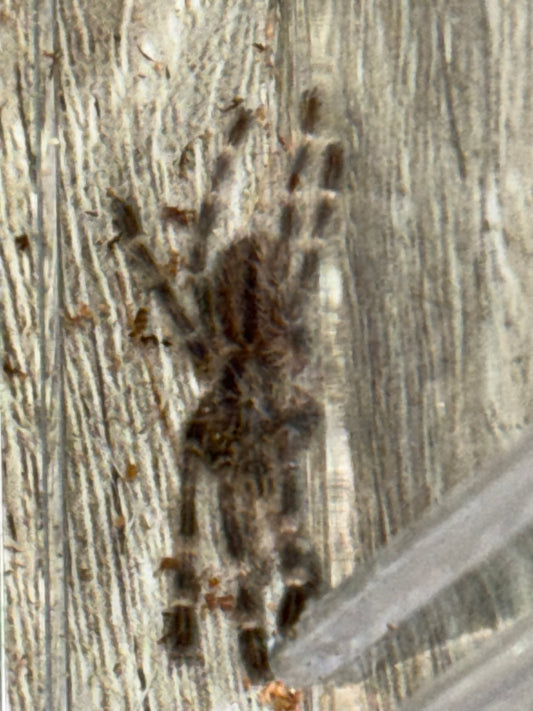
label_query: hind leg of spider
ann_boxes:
[235,579,273,683]
[276,531,323,635]
[159,554,200,655]
[275,454,324,632]
[218,479,274,681]
[159,453,201,657]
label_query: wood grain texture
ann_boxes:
[2,1,533,710]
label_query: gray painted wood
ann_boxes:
[3,1,532,709]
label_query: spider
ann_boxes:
[112,87,344,682]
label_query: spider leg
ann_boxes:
[218,479,250,560]
[312,141,344,238]
[276,531,322,633]
[108,190,143,238]
[112,211,221,375]
[299,87,321,136]
[284,246,320,332]
[160,450,202,656]
[285,87,321,193]
[179,451,199,538]
[235,582,273,682]
[191,277,217,341]
[153,280,196,337]
[124,239,210,353]
[274,89,320,283]
[273,389,324,631]
[218,475,274,682]
[269,202,300,287]
[287,144,311,193]
[160,554,200,654]
[189,197,217,273]
[189,106,254,274]
[320,141,344,191]
[279,463,300,517]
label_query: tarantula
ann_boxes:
[112,88,343,682]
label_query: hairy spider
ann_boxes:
[113,87,343,682]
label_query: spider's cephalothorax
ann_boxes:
[117,88,343,682]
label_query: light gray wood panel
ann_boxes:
[3,1,532,709]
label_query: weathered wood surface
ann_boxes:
[2,1,533,709]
